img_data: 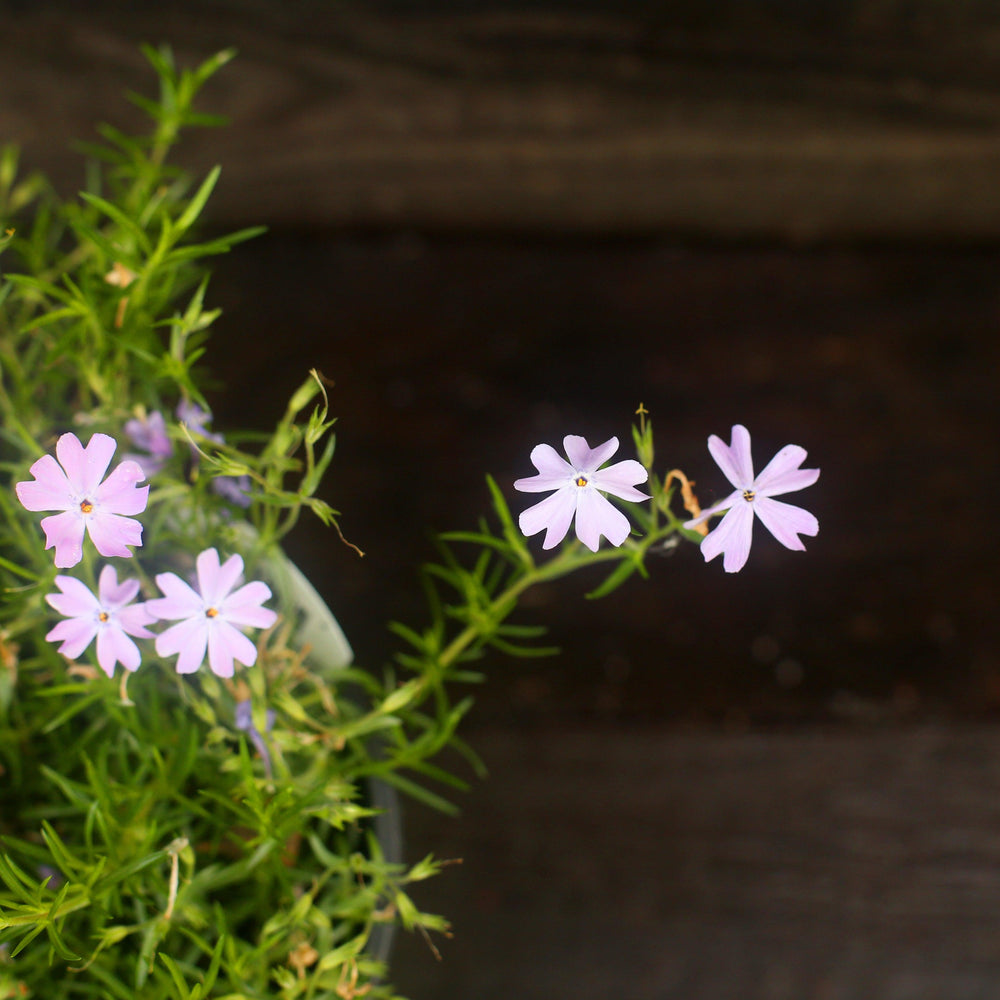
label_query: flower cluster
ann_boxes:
[17,431,276,678]
[514,424,819,573]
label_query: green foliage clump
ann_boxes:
[0,46,452,1000]
[0,45,696,1000]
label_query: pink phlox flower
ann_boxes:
[147,547,278,678]
[45,565,156,677]
[514,435,649,552]
[684,424,819,573]
[124,410,173,475]
[16,432,149,568]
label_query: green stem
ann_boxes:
[435,518,680,676]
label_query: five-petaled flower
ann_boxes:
[684,424,819,573]
[45,565,156,676]
[514,435,649,552]
[147,547,277,678]
[16,432,149,568]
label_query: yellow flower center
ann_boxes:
[742,489,756,502]
[98,611,109,623]
[205,607,219,619]
[80,499,94,513]
[575,475,589,488]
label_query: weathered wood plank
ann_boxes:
[394,725,1000,999]
[5,2,1000,238]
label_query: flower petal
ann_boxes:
[148,572,204,620]
[177,400,223,442]
[700,502,755,573]
[96,565,137,608]
[518,487,577,549]
[125,411,172,459]
[45,575,100,618]
[213,475,252,507]
[222,581,278,629]
[574,488,631,551]
[591,458,649,501]
[754,445,820,497]
[40,511,86,568]
[708,425,754,489]
[753,496,819,551]
[156,618,208,674]
[683,490,740,530]
[208,621,258,677]
[514,444,574,492]
[95,461,149,515]
[15,455,73,511]
[117,604,156,638]
[86,511,143,560]
[96,627,142,676]
[199,550,243,607]
[563,435,619,472]
[58,433,115,497]
[45,617,97,660]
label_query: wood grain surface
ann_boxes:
[394,724,1000,999]
[5,1,1000,238]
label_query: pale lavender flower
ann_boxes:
[684,424,819,573]
[148,547,277,678]
[212,472,252,509]
[514,435,649,552]
[176,399,223,445]
[123,410,173,475]
[176,400,251,507]
[235,699,277,778]
[45,565,156,676]
[16,432,149,568]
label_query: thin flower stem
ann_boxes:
[434,520,679,677]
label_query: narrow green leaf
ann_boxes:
[488,636,560,658]
[0,852,38,904]
[175,165,220,233]
[371,771,459,816]
[387,621,429,653]
[44,883,82,961]
[157,952,193,999]
[8,921,45,958]
[39,686,104,734]
[40,821,84,877]
[78,191,151,251]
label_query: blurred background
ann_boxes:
[3,1,1000,996]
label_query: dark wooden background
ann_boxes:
[3,2,1000,997]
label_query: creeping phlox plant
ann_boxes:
[0,46,819,1000]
